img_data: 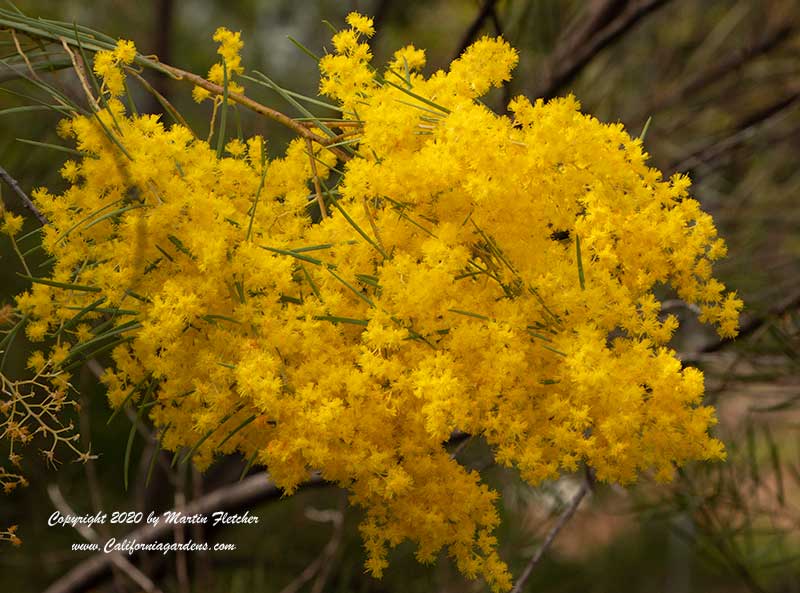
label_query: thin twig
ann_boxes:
[11,30,43,84]
[2,18,351,162]
[150,0,175,109]
[680,290,800,365]
[278,498,345,593]
[669,88,800,174]
[42,472,329,593]
[173,464,190,593]
[637,23,794,123]
[0,164,48,225]
[78,365,126,593]
[191,468,211,588]
[453,0,498,59]
[310,494,346,593]
[533,0,672,100]
[159,63,350,161]
[511,475,592,593]
[46,483,166,593]
[59,38,99,111]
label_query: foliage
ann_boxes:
[0,8,749,591]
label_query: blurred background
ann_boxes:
[0,0,799,592]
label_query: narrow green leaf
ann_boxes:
[300,264,322,302]
[379,75,450,114]
[16,138,84,156]
[60,338,135,373]
[217,415,257,450]
[639,116,652,141]
[746,420,760,486]
[123,77,139,118]
[355,273,380,287]
[124,398,146,491]
[764,426,785,506]
[279,294,303,305]
[58,297,106,332]
[242,75,343,112]
[200,314,241,325]
[239,449,259,481]
[17,273,101,292]
[155,244,175,262]
[16,225,43,243]
[321,20,339,34]
[328,267,374,308]
[540,344,567,356]
[0,313,27,372]
[107,379,148,425]
[287,36,320,61]
[248,71,337,139]
[291,242,348,253]
[0,104,60,115]
[260,245,324,266]
[91,109,133,160]
[65,323,141,363]
[448,308,490,321]
[124,289,151,303]
[180,407,242,465]
[167,234,194,258]
[83,204,145,230]
[320,177,387,258]
[0,56,79,111]
[145,421,171,487]
[313,315,369,326]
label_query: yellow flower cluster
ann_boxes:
[1,207,24,236]
[10,14,742,591]
[93,39,137,96]
[193,27,245,103]
[318,13,376,112]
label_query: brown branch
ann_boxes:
[11,30,44,84]
[59,39,100,111]
[556,0,627,49]
[669,88,800,174]
[533,0,672,100]
[42,431,473,593]
[278,499,345,593]
[371,0,394,37]
[173,464,190,593]
[703,290,800,355]
[3,20,351,162]
[77,367,126,593]
[158,64,350,161]
[47,484,166,593]
[310,496,346,593]
[679,290,800,367]
[42,472,329,593]
[641,24,794,120]
[0,164,48,225]
[511,473,592,593]
[151,0,175,107]
[453,0,499,59]
[190,468,212,586]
